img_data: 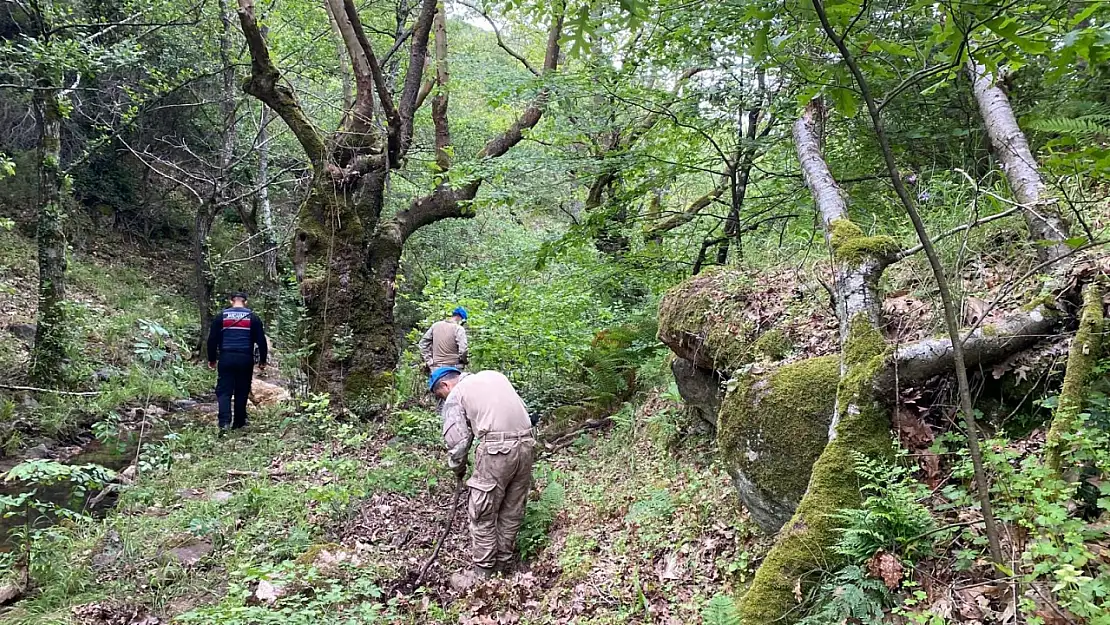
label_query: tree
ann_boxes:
[235,0,564,405]
[0,0,194,383]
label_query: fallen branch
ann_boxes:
[0,384,101,396]
[543,417,613,451]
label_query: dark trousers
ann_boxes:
[216,352,254,429]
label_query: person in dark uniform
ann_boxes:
[206,291,268,431]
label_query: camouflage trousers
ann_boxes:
[465,432,535,570]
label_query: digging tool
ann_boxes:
[411,475,466,589]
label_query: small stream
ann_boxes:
[0,436,140,551]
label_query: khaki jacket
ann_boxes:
[418,319,468,368]
[441,371,531,469]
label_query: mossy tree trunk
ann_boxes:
[29,86,68,385]
[238,0,563,406]
[739,318,892,623]
[1046,283,1104,474]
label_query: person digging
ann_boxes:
[429,366,535,589]
[206,291,268,433]
[418,306,469,373]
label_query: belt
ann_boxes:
[480,429,536,442]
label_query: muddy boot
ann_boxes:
[449,565,495,591]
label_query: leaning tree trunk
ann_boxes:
[29,87,67,385]
[967,60,1069,262]
[739,99,894,623]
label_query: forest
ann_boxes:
[0,0,1108,622]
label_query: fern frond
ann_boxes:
[702,594,741,625]
[1029,116,1110,138]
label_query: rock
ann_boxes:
[0,579,24,606]
[251,579,285,606]
[249,379,291,406]
[670,358,723,428]
[92,368,116,383]
[118,465,138,484]
[92,530,123,571]
[170,399,198,411]
[717,355,839,533]
[128,405,167,420]
[165,539,212,567]
[25,443,50,459]
[209,490,233,503]
[7,323,35,342]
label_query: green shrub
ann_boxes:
[517,481,565,560]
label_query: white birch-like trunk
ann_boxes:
[967,60,1069,261]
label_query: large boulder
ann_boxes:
[717,355,839,532]
[657,268,836,373]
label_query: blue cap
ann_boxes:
[428,366,461,392]
[452,306,468,321]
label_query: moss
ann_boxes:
[296,543,342,565]
[1046,283,1104,474]
[751,328,793,362]
[738,315,893,624]
[657,269,759,371]
[1021,293,1056,312]
[717,355,839,517]
[828,218,899,266]
[982,324,999,337]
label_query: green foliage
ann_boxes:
[702,593,741,625]
[936,398,1110,622]
[517,480,565,560]
[833,451,936,564]
[798,566,892,625]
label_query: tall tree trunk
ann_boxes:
[29,87,67,385]
[257,105,279,284]
[794,99,884,343]
[431,2,450,171]
[194,203,219,360]
[198,0,240,360]
[323,0,354,112]
[967,60,1070,262]
[739,100,893,623]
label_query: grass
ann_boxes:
[0,387,762,624]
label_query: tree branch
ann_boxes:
[236,0,327,169]
[458,0,539,76]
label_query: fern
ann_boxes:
[702,593,741,625]
[516,481,565,559]
[798,566,891,625]
[1029,114,1110,138]
[832,451,936,563]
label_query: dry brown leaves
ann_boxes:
[71,602,160,625]
[866,551,904,590]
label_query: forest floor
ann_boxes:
[0,388,758,625]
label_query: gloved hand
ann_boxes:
[451,462,467,480]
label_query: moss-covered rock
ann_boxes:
[657,268,835,372]
[717,356,839,532]
[738,316,894,624]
